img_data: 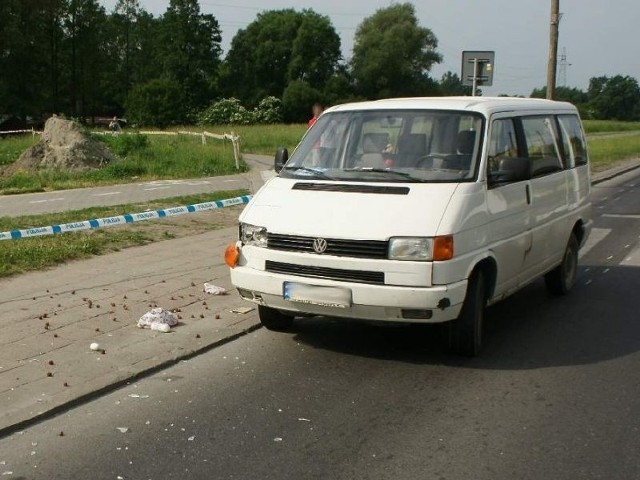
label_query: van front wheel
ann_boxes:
[545,234,579,295]
[449,271,486,357]
[258,305,294,331]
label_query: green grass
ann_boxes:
[0,189,247,278]
[0,134,38,166]
[583,120,640,134]
[202,123,308,155]
[0,133,246,194]
[587,132,640,171]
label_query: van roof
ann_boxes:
[326,96,578,116]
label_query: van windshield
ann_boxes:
[281,110,484,183]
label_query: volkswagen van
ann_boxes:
[225,97,592,356]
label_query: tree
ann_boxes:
[586,75,640,121]
[439,72,472,96]
[224,9,341,105]
[159,0,222,112]
[351,3,441,99]
[125,77,186,127]
[530,85,588,105]
[282,80,324,123]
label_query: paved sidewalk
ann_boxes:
[0,154,273,217]
[0,225,259,435]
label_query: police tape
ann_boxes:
[0,195,252,241]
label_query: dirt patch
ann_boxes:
[3,116,116,176]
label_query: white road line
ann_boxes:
[579,227,611,259]
[602,214,640,219]
[143,186,172,191]
[620,245,640,267]
[92,192,121,197]
[29,198,65,204]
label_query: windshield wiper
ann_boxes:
[343,167,422,181]
[282,166,335,180]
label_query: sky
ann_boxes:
[100,0,640,96]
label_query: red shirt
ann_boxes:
[308,116,318,128]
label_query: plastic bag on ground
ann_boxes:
[204,283,228,295]
[137,307,178,331]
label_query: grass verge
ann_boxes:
[587,132,640,171]
[0,189,247,278]
[0,133,246,194]
[582,120,640,134]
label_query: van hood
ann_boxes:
[240,178,459,239]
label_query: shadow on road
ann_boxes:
[290,265,640,370]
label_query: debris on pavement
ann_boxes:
[90,342,100,351]
[203,283,228,295]
[137,307,178,332]
[116,427,129,433]
[230,306,254,314]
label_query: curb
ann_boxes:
[591,159,640,185]
[0,320,262,439]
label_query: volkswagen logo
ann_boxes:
[312,238,328,254]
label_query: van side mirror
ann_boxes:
[488,157,530,186]
[274,147,288,173]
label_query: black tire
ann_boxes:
[449,270,486,357]
[258,305,294,331]
[545,234,579,296]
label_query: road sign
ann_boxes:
[462,51,495,94]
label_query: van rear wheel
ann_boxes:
[545,234,579,295]
[258,305,294,331]
[449,270,486,357]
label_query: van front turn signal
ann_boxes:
[224,243,240,268]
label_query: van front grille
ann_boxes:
[265,261,385,285]
[267,233,388,259]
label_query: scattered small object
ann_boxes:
[191,314,195,319]
[230,307,254,314]
[188,436,195,441]
[96,304,101,309]
[298,418,311,422]
[63,382,69,387]
[47,372,53,377]
[170,296,176,301]
[48,360,54,366]
[116,427,129,433]
[199,314,205,319]
[95,328,100,332]
[202,301,207,306]
[273,437,283,442]
[191,282,196,287]
[111,302,116,307]
[46,289,50,293]
[204,283,228,295]
[90,342,100,351]
[123,295,127,299]
[101,349,106,355]
[215,314,221,320]
[43,313,48,319]
[59,431,64,436]
[128,394,150,399]
[195,334,201,339]
[57,304,61,307]
[71,290,76,295]
[144,290,149,294]
[53,333,59,338]
[137,307,178,332]
[161,279,166,283]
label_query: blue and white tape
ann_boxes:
[0,195,252,241]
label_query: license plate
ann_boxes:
[283,282,352,309]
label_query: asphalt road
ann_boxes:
[0,170,638,480]
[0,154,272,218]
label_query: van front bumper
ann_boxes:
[230,266,467,324]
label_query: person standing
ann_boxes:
[308,103,323,128]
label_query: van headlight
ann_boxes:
[388,236,453,261]
[240,223,268,247]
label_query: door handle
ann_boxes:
[526,184,531,205]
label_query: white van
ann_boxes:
[225,97,592,356]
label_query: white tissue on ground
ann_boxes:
[203,283,228,295]
[137,307,178,331]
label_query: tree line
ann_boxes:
[1,0,638,127]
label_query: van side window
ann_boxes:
[487,118,518,176]
[521,116,564,177]
[558,114,588,167]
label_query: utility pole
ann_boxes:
[546,0,560,99]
